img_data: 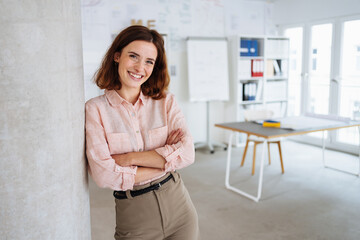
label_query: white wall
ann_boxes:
[81,0,276,144]
[273,0,360,25]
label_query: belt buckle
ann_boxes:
[114,191,125,199]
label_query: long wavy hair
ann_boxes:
[94,25,170,99]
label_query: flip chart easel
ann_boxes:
[186,37,229,153]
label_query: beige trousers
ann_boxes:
[114,172,200,240]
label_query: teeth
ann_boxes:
[130,72,142,79]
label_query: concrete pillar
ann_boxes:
[0,1,91,239]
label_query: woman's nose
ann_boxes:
[134,61,144,72]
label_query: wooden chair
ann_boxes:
[241,109,285,175]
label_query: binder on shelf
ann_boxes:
[271,59,289,77]
[242,82,257,101]
[242,83,248,101]
[280,60,288,77]
[251,59,263,77]
[273,60,281,75]
[240,40,250,56]
[255,82,262,100]
[249,83,256,100]
[240,39,258,56]
[250,40,258,56]
[266,60,274,77]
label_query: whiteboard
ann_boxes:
[187,38,229,102]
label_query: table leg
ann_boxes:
[322,131,326,166]
[225,131,266,202]
[358,126,360,177]
[322,128,359,177]
[225,132,233,188]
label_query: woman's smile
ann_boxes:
[128,71,144,81]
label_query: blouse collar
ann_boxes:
[105,89,148,106]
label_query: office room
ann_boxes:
[1,0,360,239]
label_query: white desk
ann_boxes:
[215,116,360,202]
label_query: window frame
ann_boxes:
[279,15,360,155]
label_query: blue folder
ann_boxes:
[240,40,258,57]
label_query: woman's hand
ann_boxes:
[166,129,184,145]
[112,153,133,167]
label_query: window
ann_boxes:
[338,19,360,145]
[283,17,360,154]
[284,27,303,116]
[308,23,333,115]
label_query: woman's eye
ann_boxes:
[129,54,137,59]
[146,60,154,65]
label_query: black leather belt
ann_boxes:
[113,174,173,199]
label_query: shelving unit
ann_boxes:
[226,35,290,145]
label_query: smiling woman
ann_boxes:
[85,25,199,240]
[94,25,169,100]
[113,40,158,103]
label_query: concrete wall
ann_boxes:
[0,0,91,239]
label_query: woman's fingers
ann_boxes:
[166,129,184,145]
[171,130,183,144]
[166,129,179,145]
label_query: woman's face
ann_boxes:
[114,40,158,93]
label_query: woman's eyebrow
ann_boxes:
[128,51,155,61]
[128,51,140,56]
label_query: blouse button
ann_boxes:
[136,130,139,133]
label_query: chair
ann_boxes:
[241,109,285,175]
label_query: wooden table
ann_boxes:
[215,116,360,202]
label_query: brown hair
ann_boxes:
[94,25,170,99]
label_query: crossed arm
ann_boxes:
[111,129,184,183]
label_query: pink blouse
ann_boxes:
[85,90,195,191]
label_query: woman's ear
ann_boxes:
[114,52,121,63]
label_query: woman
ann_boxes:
[85,25,199,240]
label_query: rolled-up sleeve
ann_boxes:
[85,101,137,191]
[154,95,195,172]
